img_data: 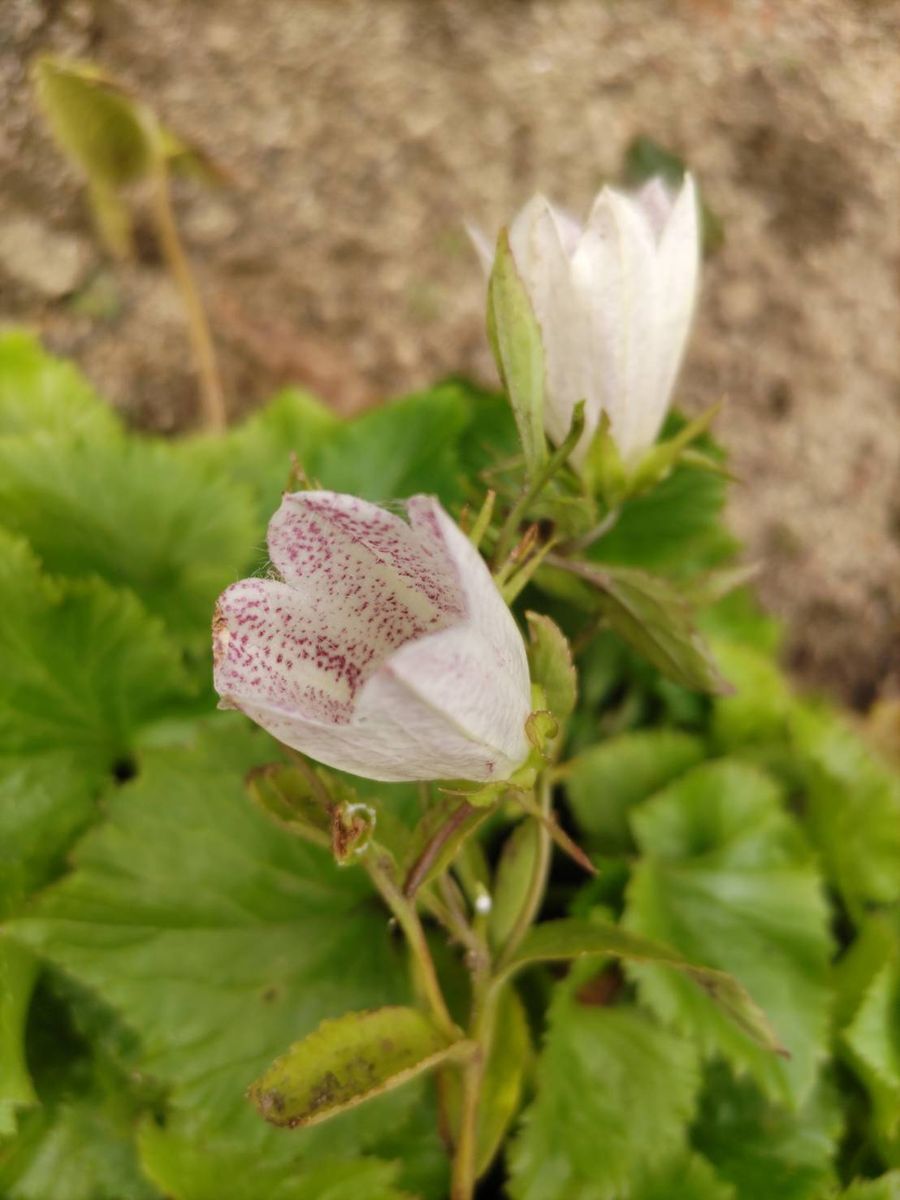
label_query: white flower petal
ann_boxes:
[634,177,676,241]
[577,187,661,462]
[213,492,532,783]
[653,174,701,421]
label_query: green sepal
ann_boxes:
[526,612,577,722]
[487,229,548,479]
[626,401,722,498]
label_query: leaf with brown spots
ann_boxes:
[249,1006,469,1129]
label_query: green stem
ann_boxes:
[491,401,585,571]
[365,849,456,1041]
[451,772,554,1199]
[451,978,497,1200]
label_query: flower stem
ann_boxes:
[365,848,457,1041]
[491,401,585,572]
[450,976,497,1200]
[149,159,227,431]
[451,772,554,1199]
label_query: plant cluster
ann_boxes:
[0,115,898,1200]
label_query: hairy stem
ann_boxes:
[365,849,457,1041]
[451,773,554,1198]
[150,160,226,431]
[450,978,497,1200]
[491,401,585,571]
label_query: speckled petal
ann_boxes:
[212,492,532,783]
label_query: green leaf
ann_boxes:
[315,386,469,505]
[839,919,900,1143]
[508,991,700,1200]
[138,1118,410,1200]
[0,332,119,439]
[0,433,257,646]
[33,58,156,189]
[0,756,96,918]
[497,917,782,1054]
[250,1007,465,1129]
[692,1063,841,1200]
[565,729,705,851]
[624,760,831,1105]
[181,386,340,530]
[7,719,439,1165]
[0,984,160,1200]
[474,985,530,1175]
[569,562,728,693]
[0,532,191,770]
[710,640,797,752]
[526,613,577,721]
[486,230,547,478]
[591,453,731,575]
[838,1174,900,1199]
[0,942,38,1132]
[631,1154,734,1200]
[792,706,900,909]
[0,1096,161,1200]
[489,819,542,952]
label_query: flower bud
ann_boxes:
[474,174,700,468]
[213,491,532,783]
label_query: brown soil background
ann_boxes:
[2,0,899,706]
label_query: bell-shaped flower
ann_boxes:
[213,491,532,783]
[472,174,700,466]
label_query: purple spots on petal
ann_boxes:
[213,494,472,729]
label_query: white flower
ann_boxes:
[213,491,532,783]
[473,174,700,466]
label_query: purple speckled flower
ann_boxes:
[213,491,532,783]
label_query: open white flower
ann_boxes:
[213,491,531,783]
[473,174,700,466]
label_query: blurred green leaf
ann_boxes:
[33,58,155,188]
[508,990,700,1200]
[0,434,257,647]
[624,761,831,1105]
[0,332,119,439]
[0,943,38,1135]
[0,531,192,770]
[592,454,732,575]
[137,1118,409,1200]
[565,729,705,851]
[569,563,728,694]
[499,917,783,1054]
[792,707,900,909]
[315,387,469,504]
[838,1173,900,1199]
[838,918,900,1144]
[631,1154,733,1200]
[692,1063,841,1200]
[181,386,340,529]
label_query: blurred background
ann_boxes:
[1,0,898,706]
